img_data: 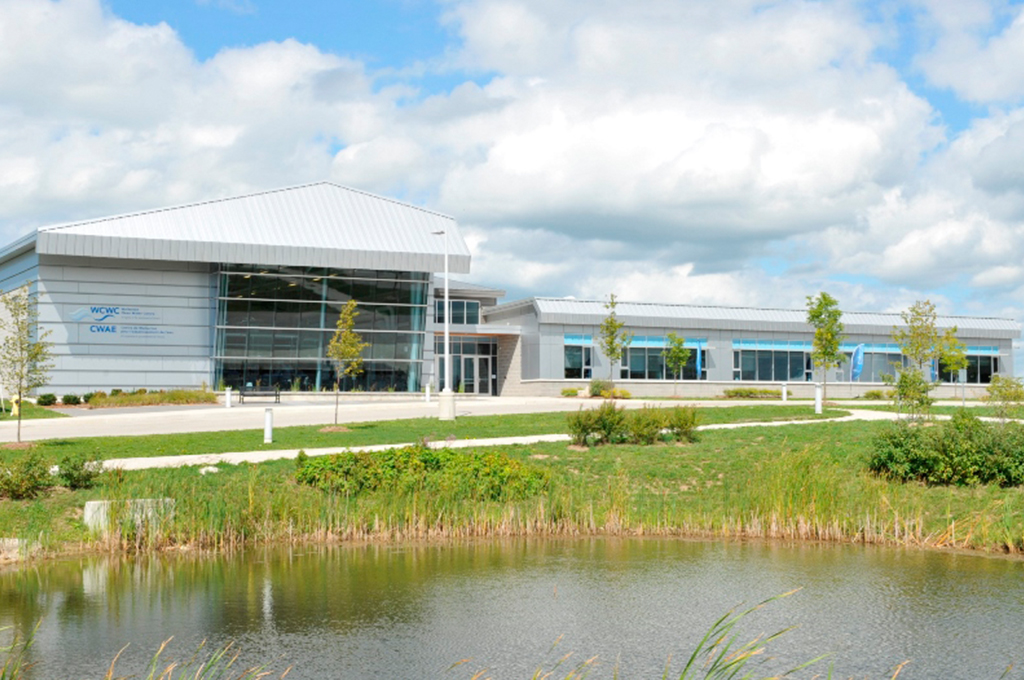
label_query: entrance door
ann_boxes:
[462,357,476,394]
[477,357,491,396]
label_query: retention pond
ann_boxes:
[2,538,1022,679]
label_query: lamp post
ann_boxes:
[433,229,456,421]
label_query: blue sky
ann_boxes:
[106,0,452,67]
[4,0,1024,324]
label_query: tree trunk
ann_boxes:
[17,389,23,443]
[334,386,340,426]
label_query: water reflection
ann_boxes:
[2,539,1023,679]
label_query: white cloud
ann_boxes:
[0,0,1023,325]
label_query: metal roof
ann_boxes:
[487,297,1021,338]
[29,182,470,273]
[434,277,507,299]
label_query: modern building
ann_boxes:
[480,298,1020,398]
[0,182,470,394]
[0,183,1019,398]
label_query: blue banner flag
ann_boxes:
[851,344,865,381]
[695,341,702,378]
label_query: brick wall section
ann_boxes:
[496,335,526,396]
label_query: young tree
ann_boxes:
[890,300,964,418]
[662,332,691,397]
[805,292,845,403]
[326,299,370,425]
[0,286,53,442]
[598,293,633,381]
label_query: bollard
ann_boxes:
[225,387,232,408]
[814,383,823,414]
[425,383,431,403]
[264,408,273,444]
[781,382,788,403]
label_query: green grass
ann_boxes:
[4,415,1024,555]
[847,403,1006,418]
[7,405,848,463]
[0,400,67,421]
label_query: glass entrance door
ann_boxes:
[462,357,476,394]
[478,357,491,395]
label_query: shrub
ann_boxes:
[135,388,148,395]
[861,389,887,400]
[0,452,51,500]
[295,444,549,501]
[593,400,628,444]
[984,375,1024,421]
[81,392,96,404]
[110,389,123,396]
[869,420,930,483]
[57,453,101,490]
[566,407,597,446]
[722,388,782,399]
[868,411,1024,487]
[666,405,701,443]
[87,389,218,408]
[36,393,57,406]
[627,405,665,445]
[600,388,631,399]
[928,409,988,485]
[61,393,81,405]
[589,379,611,397]
[561,387,580,398]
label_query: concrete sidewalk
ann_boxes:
[99,408,899,471]
[1,396,863,442]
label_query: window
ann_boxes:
[732,350,808,381]
[620,345,706,380]
[435,300,480,325]
[564,345,592,379]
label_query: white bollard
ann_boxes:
[264,408,273,444]
[225,387,232,408]
[814,383,823,414]
[781,382,788,403]
[425,383,431,403]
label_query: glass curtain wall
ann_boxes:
[215,265,429,392]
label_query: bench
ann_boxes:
[238,385,280,404]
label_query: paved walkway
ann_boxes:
[1,395,878,443]
[100,407,900,471]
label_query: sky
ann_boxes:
[2,0,1024,328]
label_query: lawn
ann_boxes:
[10,404,848,462]
[4,414,1024,555]
[0,400,68,421]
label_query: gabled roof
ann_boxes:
[27,182,470,273]
[487,297,1021,339]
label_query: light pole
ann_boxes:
[433,229,455,421]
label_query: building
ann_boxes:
[0,182,469,394]
[480,298,1020,398]
[0,183,1019,398]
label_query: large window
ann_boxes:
[435,299,480,325]
[216,265,429,392]
[732,350,809,381]
[564,345,592,379]
[939,354,999,384]
[617,341,707,381]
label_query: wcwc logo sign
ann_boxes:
[70,306,120,323]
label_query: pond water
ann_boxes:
[2,539,1023,679]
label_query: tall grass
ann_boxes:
[4,421,1023,555]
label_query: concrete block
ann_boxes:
[83,498,175,535]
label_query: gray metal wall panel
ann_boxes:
[37,257,214,391]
